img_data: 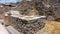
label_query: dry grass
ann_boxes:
[36,20,60,34]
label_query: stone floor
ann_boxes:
[0,23,9,34]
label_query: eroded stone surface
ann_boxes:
[10,17,45,34]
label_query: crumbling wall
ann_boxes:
[10,17,45,34]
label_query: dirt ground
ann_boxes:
[36,20,60,34]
